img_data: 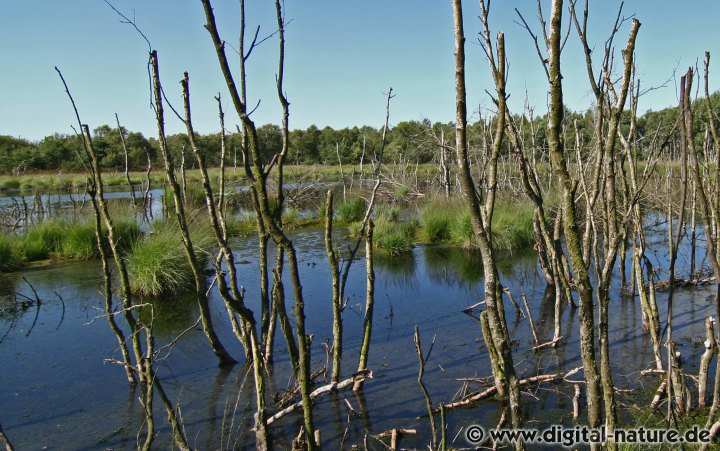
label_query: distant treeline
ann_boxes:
[3,93,719,175]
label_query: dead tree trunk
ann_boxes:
[150,51,236,367]
[353,220,375,391]
[453,0,522,436]
[545,0,601,428]
[115,113,137,206]
[201,2,317,446]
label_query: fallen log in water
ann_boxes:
[437,367,582,412]
[655,275,716,291]
[266,370,372,426]
[374,428,418,450]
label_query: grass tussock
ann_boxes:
[375,219,417,256]
[60,219,141,260]
[18,218,142,262]
[0,215,142,273]
[349,203,417,256]
[127,218,214,297]
[223,214,257,237]
[19,220,66,260]
[336,197,366,223]
[421,196,535,253]
[60,223,99,259]
[490,202,535,252]
[0,235,25,271]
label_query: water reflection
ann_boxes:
[1,223,719,449]
[137,292,199,340]
[375,252,417,290]
[423,246,483,286]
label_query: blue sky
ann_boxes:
[1,1,719,141]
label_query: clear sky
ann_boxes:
[1,0,719,142]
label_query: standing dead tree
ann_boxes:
[542,0,602,430]
[688,54,720,430]
[663,69,692,419]
[326,88,393,385]
[452,0,523,437]
[149,51,236,367]
[567,2,641,437]
[56,65,190,451]
[56,67,141,385]
[617,76,666,372]
[179,71,273,447]
[115,113,137,206]
[200,1,318,447]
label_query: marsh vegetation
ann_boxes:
[5,1,720,450]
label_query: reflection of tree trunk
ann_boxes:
[204,366,232,449]
[0,425,14,451]
[414,326,437,449]
[272,246,299,372]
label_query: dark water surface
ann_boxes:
[0,218,716,449]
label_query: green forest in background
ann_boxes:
[2,92,717,175]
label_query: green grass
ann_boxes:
[420,196,536,253]
[374,203,400,222]
[224,214,257,237]
[59,219,142,260]
[19,220,65,260]
[163,184,209,207]
[336,197,366,223]
[0,211,144,273]
[347,211,418,257]
[490,201,535,252]
[1,179,20,190]
[421,199,457,242]
[127,218,213,297]
[374,219,417,256]
[0,235,25,272]
[449,210,476,248]
[60,222,99,259]
[394,185,411,199]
